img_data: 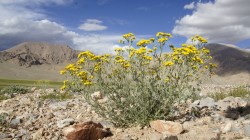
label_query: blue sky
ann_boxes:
[0,0,250,53]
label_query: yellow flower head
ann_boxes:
[137,39,151,47]
[164,61,174,66]
[158,37,168,43]
[123,33,136,41]
[149,38,155,42]
[60,70,66,75]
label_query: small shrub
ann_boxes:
[209,86,250,101]
[0,85,29,94]
[61,32,215,127]
[0,113,8,127]
[40,92,73,101]
[0,95,9,101]
[228,86,250,98]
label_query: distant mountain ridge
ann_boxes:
[0,42,81,67]
[0,42,250,76]
[206,43,250,75]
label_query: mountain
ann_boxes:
[0,42,80,67]
[206,43,250,76]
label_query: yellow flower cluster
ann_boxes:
[191,35,208,43]
[201,47,210,54]
[78,51,95,59]
[114,47,124,55]
[172,44,198,56]
[122,33,136,41]
[158,37,168,43]
[60,80,68,90]
[143,55,153,61]
[77,58,85,65]
[115,55,130,69]
[60,70,66,75]
[60,32,216,96]
[156,32,172,44]
[156,32,172,38]
[164,61,174,66]
[136,39,151,47]
[65,64,79,73]
[209,63,217,68]
[192,56,204,64]
[60,50,115,90]
[135,47,147,55]
[115,47,123,52]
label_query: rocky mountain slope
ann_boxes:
[0,42,80,67]
[206,43,250,76]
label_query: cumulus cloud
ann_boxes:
[79,19,107,31]
[0,0,121,54]
[172,0,250,44]
[73,34,121,54]
[184,2,195,10]
[0,0,76,49]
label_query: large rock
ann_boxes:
[63,121,112,140]
[150,120,183,135]
[216,96,248,112]
[199,97,215,108]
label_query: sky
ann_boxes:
[0,0,250,54]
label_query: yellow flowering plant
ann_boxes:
[61,32,216,127]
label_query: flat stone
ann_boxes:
[243,124,250,137]
[57,118,75,128]
[0,133,10,139]
[99,120,114,128]
[32,128,44,139]
[164,135,178,140]
[199,97,215,108]
[10,118,22,128]
[49,101,68,110]
[221,122,232,133]
[150,120,183,135]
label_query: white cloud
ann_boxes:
[184,2,195,10]
[79,19,107,31]
[0,0,122,54]
[73,34,122,54]
[172,0,250,44]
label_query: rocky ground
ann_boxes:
[0,86,250,140]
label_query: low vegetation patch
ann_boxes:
[0,78,62,89]
[0,85,30,101]
[209,86,250,101]
[0,85,30,94]
[61,32,216,127]
[0,95,9,101]
[0,113,8,128]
